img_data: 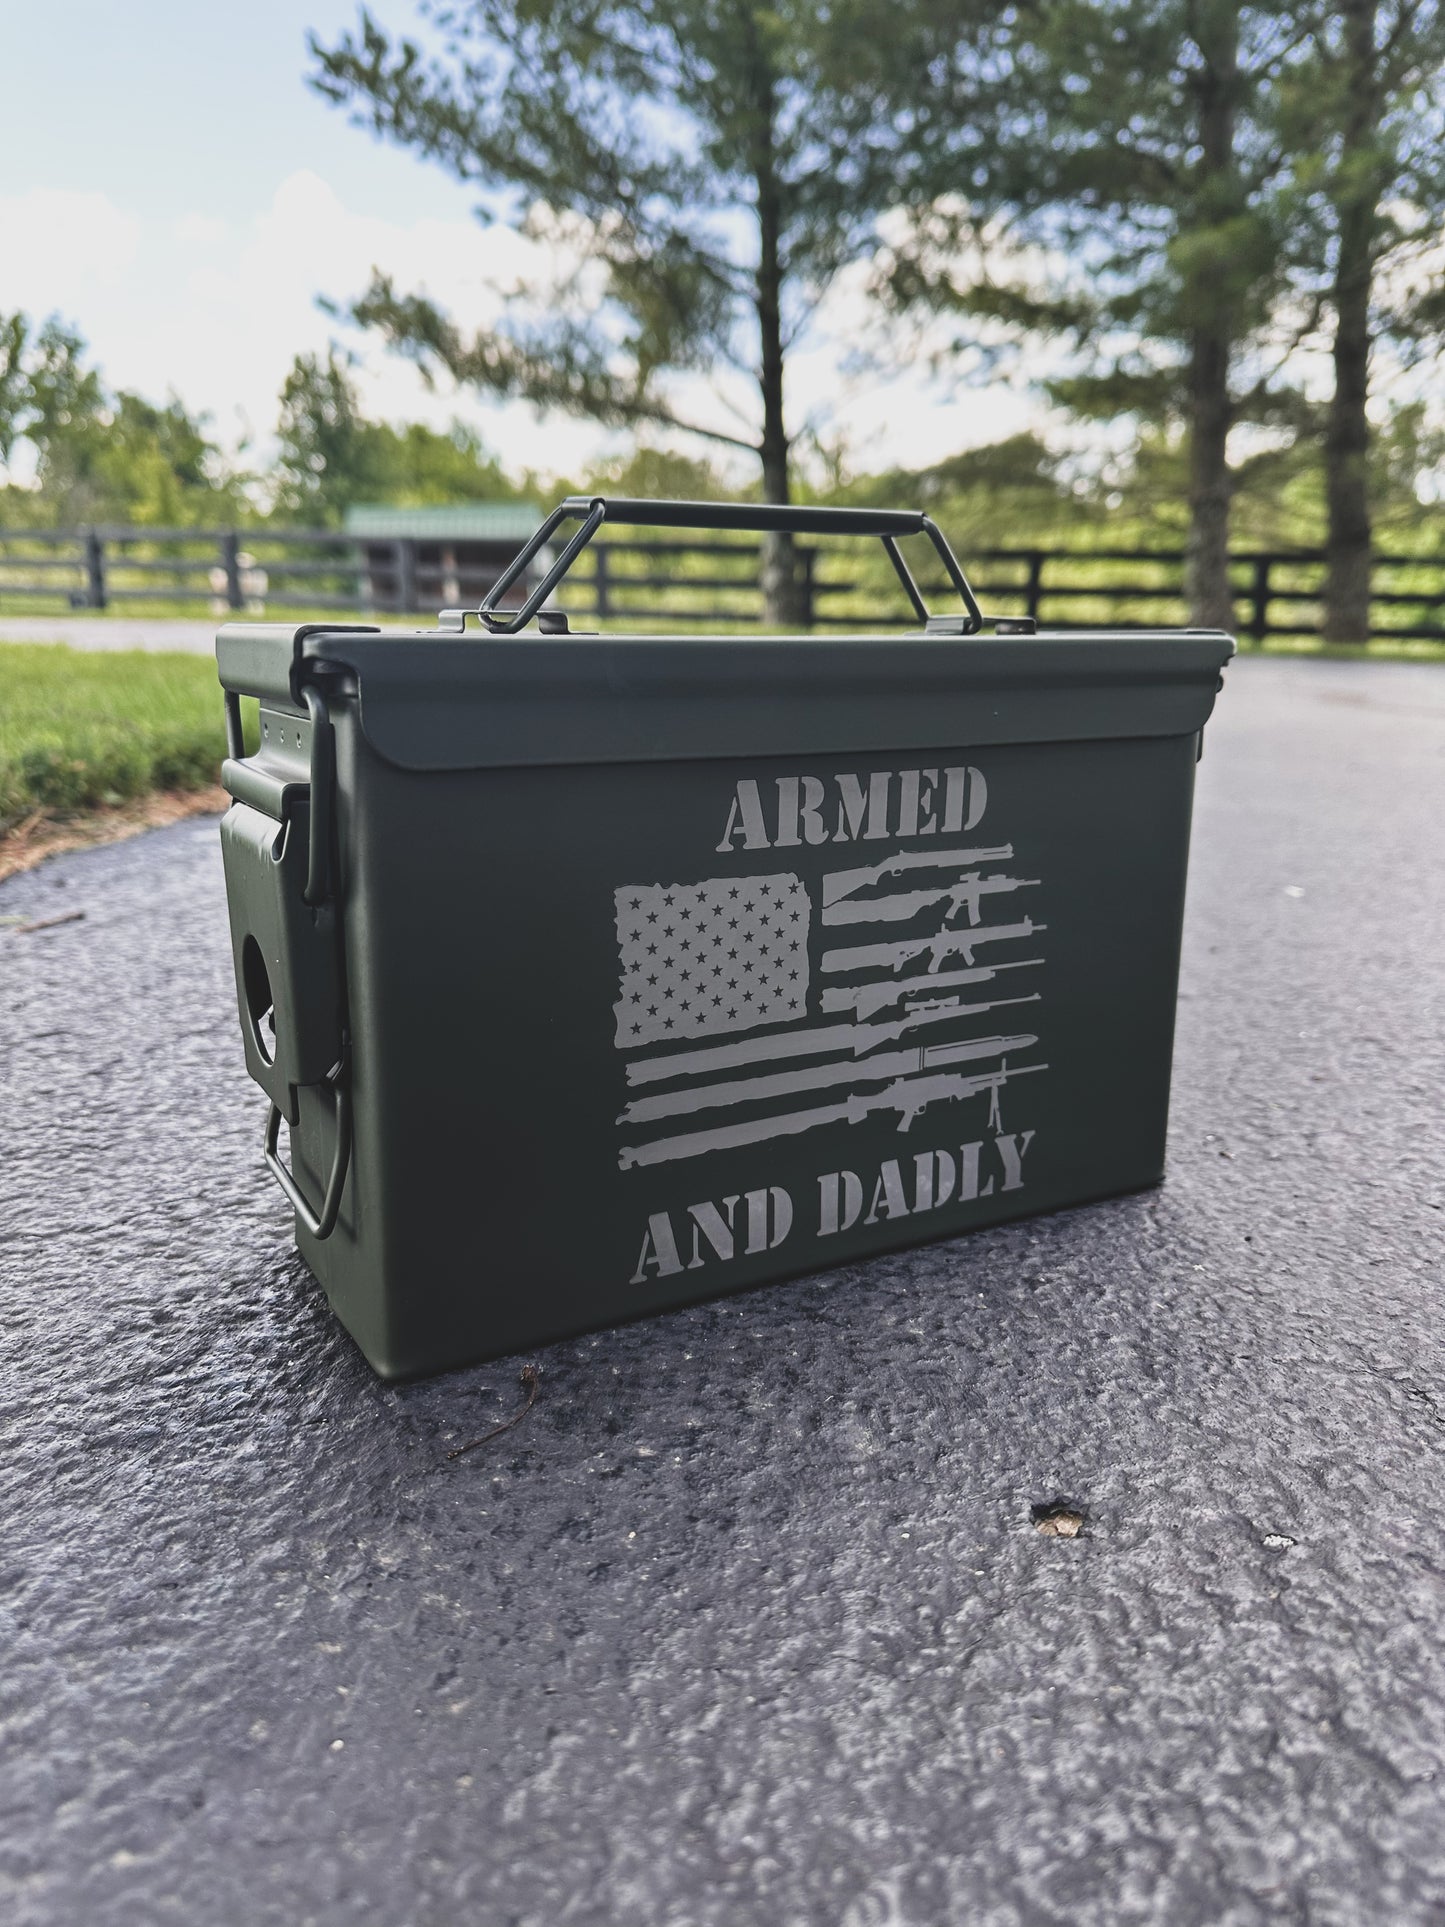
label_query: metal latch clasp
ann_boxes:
[220,682,351,1238]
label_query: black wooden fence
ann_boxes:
[3,523,1445,644]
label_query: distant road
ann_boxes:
[0,617,222,653]
[0,617,408,654]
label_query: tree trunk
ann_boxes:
[1323,0,1380,646]
[1184,4,1242,632]
[747,24,807,628]
[1185,322,1236,629]
[758,330,801,628]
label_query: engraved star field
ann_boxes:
[613,874,811,1048]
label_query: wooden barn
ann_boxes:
[344,503,543,614]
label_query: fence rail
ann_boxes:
[2,523,1445,643]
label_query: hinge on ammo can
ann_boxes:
[298,683,336,905]
[221,672,352,1239]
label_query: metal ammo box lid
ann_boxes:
[216,497,1234,1379]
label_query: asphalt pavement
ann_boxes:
[2,654,1444,1926]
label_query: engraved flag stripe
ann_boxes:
[619,1032,1039,1126]
[617,1064,1048,1171]
[818,957,1043,1019]
[624,991,1042,1087]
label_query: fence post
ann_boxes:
[1025,550,1044,625]
[222,530,244,611]
[84,529,107,610]
[1250,555,1271,647]
[594,542,610,619]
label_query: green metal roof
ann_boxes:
[343,502,542,540]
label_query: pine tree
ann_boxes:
[308,0,982,621]
[1280,1,1445,642]
[876,0,1308,628]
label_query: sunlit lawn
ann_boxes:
[2,620,1441,838]
[0,643,255,829]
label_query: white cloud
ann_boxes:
[783,247,1048,478]
[0,169,1050,490]
[0,171,610,475]
[171,213,228,248]
[0,188,141,306]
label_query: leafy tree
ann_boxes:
[573,443,736,505]
[835,432,1083,542]
[0,310,244,524]
[307,0,989,621]
[274,347,374,521]
[378,417,513,502]
[0,313,108,513]
[272,346,514,520]
[0,311,32,465]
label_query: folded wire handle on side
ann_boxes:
[439,495,984,636]
[264,1047,352,1241]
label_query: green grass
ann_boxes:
[1253,634,1445,661]
[0,643,254,831]
[2,621,1441,839]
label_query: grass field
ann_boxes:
[0,643,254,831]
[2,624,1441,844]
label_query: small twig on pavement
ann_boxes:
[447,1365,540,1461]
[13,909,86,935]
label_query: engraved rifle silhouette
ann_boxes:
[823,844,1013,908]
[618,1059,1048,1169]
[821,957,1044,1020]
[822,917,1047,976]
[883,1058,1046,1132]
[624,992,1042,1087]
[618,1032,1039,1127]
[822,872,1039,928]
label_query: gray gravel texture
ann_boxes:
[2,655,1444,1927]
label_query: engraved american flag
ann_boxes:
[612,847,1049,1171]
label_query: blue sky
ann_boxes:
[2,0,1034,481]
[1,1,476,227]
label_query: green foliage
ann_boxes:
[875,1,1445,626]
[0,310,248,526]
[0,311,28,465]
[0,323,519,532]
[307,0,999,508]
[829,432,1088,542]
[551,443,737,505]
[1271,1,1445,354]
[0,645,250,827]
[883,3,1307,426]
[272,346,513,522]
[273,347,365,522]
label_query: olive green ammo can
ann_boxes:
[215,498,1233,1379]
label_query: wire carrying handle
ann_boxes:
[437,496,985,636]
[263,1045,352,1242]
